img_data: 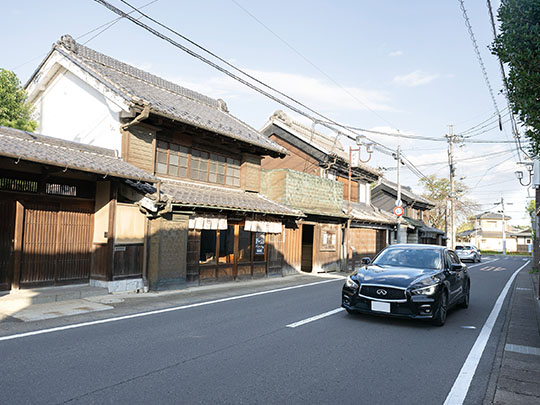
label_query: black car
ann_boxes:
[342,244,470,326]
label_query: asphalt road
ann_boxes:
[0,255,530,404]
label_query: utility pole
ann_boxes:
[501,196,507,255]
[447,125,456,249]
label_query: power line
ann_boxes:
[229,0,398,129]
[486,0,529,161]
[458,0,501,120]
[93,0,430,181]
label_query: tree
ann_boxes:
[419,175,479,231]
[526,199,536,238]
[491,0,540,157]
[0,68,37,132]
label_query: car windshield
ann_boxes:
[373,247,442,270]
[455,246,465,250]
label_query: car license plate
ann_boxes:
[371,301,390,313]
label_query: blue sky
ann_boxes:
[1,0,532,226]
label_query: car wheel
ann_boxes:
[459,282,470,309]
[432,291,448,326]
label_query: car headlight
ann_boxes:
[345,276,359,290]
[411,284,438,295]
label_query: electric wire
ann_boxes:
[456,106,508,136]
[93,0,427,176]
[229,0,398,128]
[486,0,529,161]
[9,0,159,72]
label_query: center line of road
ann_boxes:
[286,308,345,328]
[443,260,530,405]
[0,278,343,342]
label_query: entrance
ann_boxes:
[19,202,93,288]
[0,199,15,290]
[301,224,314,272]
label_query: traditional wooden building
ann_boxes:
[260,110,397,272]
[24,35,301,290]
[0,126,156,292]
[371,179,445,245]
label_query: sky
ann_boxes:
[1,0,533,227]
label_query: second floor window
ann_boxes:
[156,141,241,187]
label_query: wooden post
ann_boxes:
[106,182,117,281]
[12,201,24,290]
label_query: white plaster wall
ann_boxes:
[34,69,123,153]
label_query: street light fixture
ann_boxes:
[515,161,534,186]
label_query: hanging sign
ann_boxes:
[393,206,404,217]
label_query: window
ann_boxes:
[155,141,241,187]
[191,149,209,181]
[0,177,38,193]
[46,183,77,196]
[168,144,189,177]
[321,229,337,251]
[526,239,531,244]
[156,140,168,175]
[226,158,240,187]
[358,182,371,204]
[199,230,216,264]
[238,227,252,262]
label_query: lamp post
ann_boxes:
[346,137,373,270]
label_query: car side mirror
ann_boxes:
[450,263,464,272]
[361,257,371,265]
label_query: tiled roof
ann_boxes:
[129,179,303,217]
[473,212,512,220]
[0,126,157,182]
[344,201,397,225]
[373,179,435,208]
[263,110,380,178]
[46,35,286,156]
[403,216,445,234]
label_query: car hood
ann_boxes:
[354,265,441,289]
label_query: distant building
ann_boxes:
[457,212,532,253]
[260,110,396,272]
[371,179,445,245]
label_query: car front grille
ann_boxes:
[360,285,406,300]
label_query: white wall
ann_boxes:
[33,69,123,153]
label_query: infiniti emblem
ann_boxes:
[376,289,387,296]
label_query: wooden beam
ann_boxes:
[11,201,24,290]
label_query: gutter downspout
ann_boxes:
[121,104,150,130]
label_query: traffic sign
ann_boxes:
[393,206,404,217]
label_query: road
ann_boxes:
[0,256,530,404]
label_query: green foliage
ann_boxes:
[491,0,540,157]
[526,199,536,238]
[419,174,479,231]
[0,68,37,132]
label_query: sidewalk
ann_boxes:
[484,269,540,404]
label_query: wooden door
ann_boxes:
[0,199,15,290]
[20,202,93,287]
[266,232,283,276]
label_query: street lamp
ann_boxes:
[346,137,374,271]
[515,161,534,186]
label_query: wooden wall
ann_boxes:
[261,135,320,175]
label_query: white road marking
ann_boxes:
[516,287,532,291]
[467,259,497,268]
[443,260,530,405]
[286,308,345,328]
[460,326,477,330]
[0,278,343,342]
